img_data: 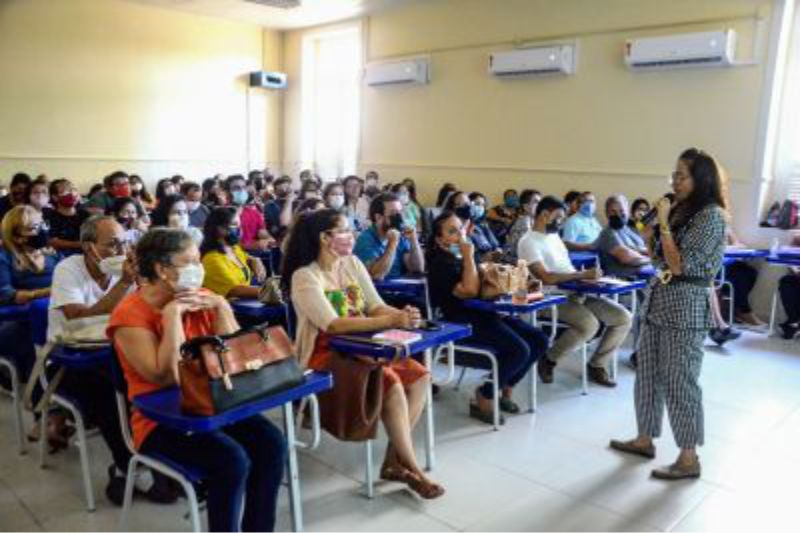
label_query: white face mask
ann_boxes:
[31,194,49,209]
[185,200,199,212]
[98,254,126,277]
[399,193,410,205]
[328,195,345,210]
[176,263,205,291]
[169,213,189,230]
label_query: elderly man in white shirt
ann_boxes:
[47,215,177,506]
[518,196,632,387]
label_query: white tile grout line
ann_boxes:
[0,476,45,531]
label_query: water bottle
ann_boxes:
[770,237,780,256]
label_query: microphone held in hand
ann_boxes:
[641,193,675,225]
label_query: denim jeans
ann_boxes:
[141,415,286,532]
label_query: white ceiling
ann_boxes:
[127,0,415,30]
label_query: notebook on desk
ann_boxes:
[372,329,423,345]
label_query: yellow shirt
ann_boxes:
[202,245,253,297]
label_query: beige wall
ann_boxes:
[282,0,775,243]
[0,0,281,191]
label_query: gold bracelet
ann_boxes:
[660,227,672,236]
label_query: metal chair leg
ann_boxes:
[581,344,588,396]
[118,457,139,531]
[491,358,500,431]
[454,367,467,391]
[73,410,96,512]
[364,440,374,499]
[528,362,537,413]
[1,360,26,454]
[769,290,779,336]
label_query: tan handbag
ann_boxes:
[258,276,284,305]
[178,324,303,416]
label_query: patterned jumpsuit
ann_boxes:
[635,205,726,448]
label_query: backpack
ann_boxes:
[777,200,799,229]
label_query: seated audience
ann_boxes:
[46,215,176,504]
[562,191,602,251]
[504,189,541,262]
[391,182,422,233]
[45,178,90,253]
[202,177,228,208]
[201,207,267,300]
[427,211,548,423]
[564,190,582,217]
[778,233,800,339]
[0,173,32,222]
[0,206,61,440]
[435,183,457,209]
[467,192,503,261]
[0,183,8,199]
[364,170,381,198]
[109,197,148,245]
[342,175,369,233]
[264,175,295,242]
[724,228,765,326]
[154,178,177,205]
[354,192,424,281]
[518,196,632,387]
[129,174,156,211]
[444,191,502,262]
[596,194,651,278]
[284,209,444,499]
[629,197,651,235]
[26,176,51,214]
[170,174,184,189]
[87,171,143,216]
[486,188,520,242]
[109,229,286,531]
[225,174,274,253]
[181,181,210,229]
[150,194,203,245]
[323,182,346,211]
[296,180,322,205]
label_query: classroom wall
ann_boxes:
[0,0,282,191]
[282,0,777,244]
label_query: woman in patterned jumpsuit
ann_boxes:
[610,148,727,480]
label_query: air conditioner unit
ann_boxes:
[364,58,430,86]
[625,30,737,70]
[489,45,576,77]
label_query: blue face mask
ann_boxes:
[448,243,462,258]
[231,190,249,206]
[579,201,595,217]
[472,205,485,220]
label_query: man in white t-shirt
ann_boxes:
[47,216,177,506]
[518,196,631,387]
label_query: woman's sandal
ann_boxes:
[499,397,520,414]
[469,402,505,425]
[405,475,445,500]
[380,463,418,484]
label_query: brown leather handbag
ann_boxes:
[178,324,304,416]
[317,351,385,442]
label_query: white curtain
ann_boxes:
[774,6,800,200]
[301,27,361,181]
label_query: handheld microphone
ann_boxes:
[641,193,675,226]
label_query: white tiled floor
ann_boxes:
[1,330,799,532]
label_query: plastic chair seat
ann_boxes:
[146,452,206,484]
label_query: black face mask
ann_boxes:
[27,229,49,250]
[454,205,473,221]
[545,220,562,234]
[387,213,405,231]
[226,227,241,245]
[609,214,627,230]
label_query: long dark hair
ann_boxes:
[442,191,467,212]
[425,210,458,262]
[435,183,457,208]
[200,206,237,256]
[670,148,727,229]
[150,194,186,226]
[281,208,343,293]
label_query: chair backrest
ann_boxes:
[27,297,50,347]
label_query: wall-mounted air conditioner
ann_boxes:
[489,45,576,77]
[364,57,430,86]
[625,30,737,70]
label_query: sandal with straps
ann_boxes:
[380,463,417,484]
[405,475,445,500]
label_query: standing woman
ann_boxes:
[611,148,728,480]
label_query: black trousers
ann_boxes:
[779,273,800,324]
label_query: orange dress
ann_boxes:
[107,291,217,450]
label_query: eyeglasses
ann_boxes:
[100,238,129,254]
